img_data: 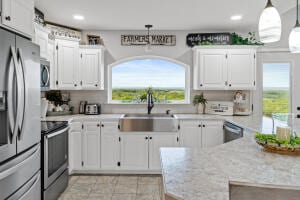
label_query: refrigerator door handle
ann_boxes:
[7,46,20,142]
[16,48,26,139]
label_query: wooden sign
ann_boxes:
[186,33,232,47]
[121,35,176,46]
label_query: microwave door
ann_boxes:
[0,29,17,163]
[15,36,41,154]
[41,65,50,89]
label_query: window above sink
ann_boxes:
[108,56,190,104]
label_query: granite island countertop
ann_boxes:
[160,134,300,200]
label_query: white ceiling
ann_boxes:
[35,0,297,31]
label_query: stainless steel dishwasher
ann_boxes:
[223,122,243,143]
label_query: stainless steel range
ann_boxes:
[41,121,69,200]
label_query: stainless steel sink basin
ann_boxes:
[119,114,179,132]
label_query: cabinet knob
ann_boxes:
[149,137,152,140]
[97,124,100,127]
[200,84,203,87]
[5,16,11,21]
[101,124,104,127]
[198,124,201,127]
[203,124,206,127]
[74,84,77,87]
[229,84,232,87]
[145,137,148,140]
[95,84,98,87]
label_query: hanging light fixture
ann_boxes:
[145,24,153,52]
[289,0,300,53]
[258,0,281,43]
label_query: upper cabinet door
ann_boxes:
[194,49,227,90]
[79,48,104,90]
[227,49,256,90]
[2,0,34,38]
[56,39,79,90]
[34,25,49,60]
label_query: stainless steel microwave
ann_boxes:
[40,60,50,91]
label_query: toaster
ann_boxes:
[85,104,101,115]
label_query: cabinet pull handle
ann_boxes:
[5,16,11,21]
[80,81,83,85]
[225,81,228,86]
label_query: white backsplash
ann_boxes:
[64,90,250,114]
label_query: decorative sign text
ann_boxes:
[186,33,232,47]
[121,35,176,46]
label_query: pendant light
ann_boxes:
[289,0,300,53]
[145,24,153,52]
[258,0,281,43]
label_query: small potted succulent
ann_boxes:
[193,93,207,114]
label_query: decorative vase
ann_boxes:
[197,104,203,114]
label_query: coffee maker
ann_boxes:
[233,91,251,116]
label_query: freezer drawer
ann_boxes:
[8,171,41,200]
[0,144,40,199]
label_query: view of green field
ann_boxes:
[112,88,185,103]
[263,89,289,117]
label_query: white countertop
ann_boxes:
[160,135,300,200]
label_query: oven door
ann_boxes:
[40,62,50,91]
[43,126,69,189]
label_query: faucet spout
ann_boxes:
[147,93,154,114]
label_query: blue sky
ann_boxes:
[112,59,185,89]
[263,63,290,88]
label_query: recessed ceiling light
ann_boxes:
[73,15,84,20]
[230,15,242,21]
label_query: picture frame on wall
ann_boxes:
[87,34,103,45]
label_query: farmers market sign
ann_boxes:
[121,35,176,46]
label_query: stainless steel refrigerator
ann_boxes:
[0,27,41,200]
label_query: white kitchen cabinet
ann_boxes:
[120,133,149,170]
[100,121,120,170]
[193,47,257,90]
[201,120,224,148]
[69,122,83,173]
[48,39,56,90]
[149,133,179,170]
[179,120,202,150]
[55,39,79,90]
[82,122,101,169]
[33,24,50,60]
[180,120,223,150]
[227,49,256,89]
[1,0,34,38]
[79,46,104,90]
[194,50,227,90]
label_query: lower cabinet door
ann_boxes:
[82,122,101,169]
[69,130,82,172]
[149,133,178,170]
[202,120,224,148]
[120,134,149,170]
[100,122,120,170]
[179,120,202,150]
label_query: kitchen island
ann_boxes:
[160,134,300,200]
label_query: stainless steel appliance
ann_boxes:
[0,27,41,199]
[85,103,101,115]
[40,60,50,91]
[206,101,234,116]
[79,101,87,114]
[223,122,243,143]
[41,121,69,200]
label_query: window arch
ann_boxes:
[108,56,190,104]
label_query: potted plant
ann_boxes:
[193,93,207,114]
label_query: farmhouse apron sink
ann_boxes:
[119,114,179,132]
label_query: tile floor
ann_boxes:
[59,175,163,200]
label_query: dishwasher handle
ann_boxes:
[224,125,242,135]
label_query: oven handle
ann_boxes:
[46,127,69,139]
[224,125,242,135]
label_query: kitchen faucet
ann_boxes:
[147,93,154,114]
